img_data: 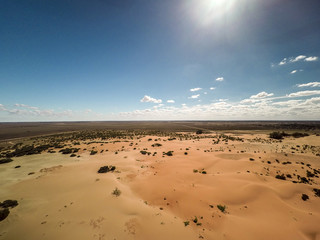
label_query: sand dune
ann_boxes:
[0,132,319,239]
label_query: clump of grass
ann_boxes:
[112,187,121,197]
[217,204,226,213]
[193,169,198,173]
[183,221,189,226]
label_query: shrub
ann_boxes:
[0,208,9,221]
[112,187,121,197]
[306,170,315,178]
[98,165,116,173]
[275,174,286,180]
[300,177,309,184]
[196,130,203,134]
[292,132,309,138]
[0,200,18,208]
[59,148,73,154]
[151,143,162,147]
[269,132,285,140]
[184,221,189,226]
[313,188,320,197]
[90,150,98,155]
[140,150,151,155]
[217,204,226,213]
[163,151,173,156]
[0,158,13,164]
[192,216,198,223]
[301,194,309,201]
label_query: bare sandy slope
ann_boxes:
[1,133,320,240]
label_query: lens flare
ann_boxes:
[188,0,237,27]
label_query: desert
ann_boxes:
[2,1,320,239]
[0,121,319,240]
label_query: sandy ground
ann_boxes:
[0,132,320,240]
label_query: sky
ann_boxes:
[1,0,320,121]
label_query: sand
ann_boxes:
[0,132,320,240]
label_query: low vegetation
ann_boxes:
[301,194,309,201]
[97,165,116,173]
[217,204,226,213]
[0,158,13,164]
[0,200,18,222]
[151,143,162,147]
[112,187,121,197]
[163,151,173,156]
[269,131,309,140]
[275,174,286,180]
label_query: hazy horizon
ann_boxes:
[1,0,320,121]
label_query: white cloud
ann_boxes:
[190,87,202,92]
[189,94,200,99]
[279,58,287,65]
[297,82,320,88]
[140,95,162,104]
[278,55,318,66]
[153,104,164,109]
[291,55,306,62]
[290,70,297,74]
[117,94,320,120]
[14,103,39,110]
[272,100,303,106]
[250,91,274,99]
[210,87,216,90]
[216,77,224,82]
[305,56,318,62]
[204,92,207,95]
[167,100,175,103]
[0,104,7,111]
[288,90,320,97]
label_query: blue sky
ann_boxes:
[1,0,320,121]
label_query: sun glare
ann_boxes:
[188,0,237,27]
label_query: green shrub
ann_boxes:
[217,204,226,213]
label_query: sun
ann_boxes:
[188,0,237,27]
